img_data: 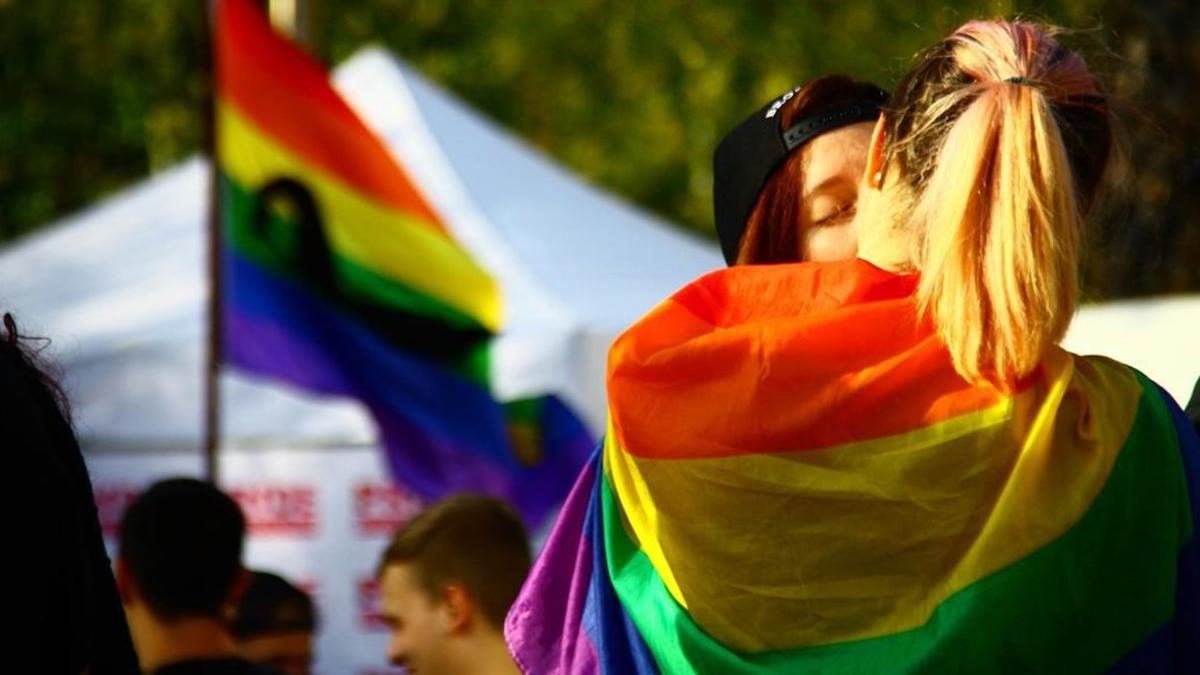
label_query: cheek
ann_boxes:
[804,221,858,263]
[393,612,442,653]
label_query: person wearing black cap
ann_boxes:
[713,75,887,265]
[233,571,316,675]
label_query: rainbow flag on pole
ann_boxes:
[507,260,1200,673]
[214,0,590,524]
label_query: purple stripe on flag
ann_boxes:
[507,455,602,675]
[581,459,658,674]
[506,449,657,674]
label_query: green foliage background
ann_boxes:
[2,0,1196,299]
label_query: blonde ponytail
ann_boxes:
[886,21,1110,382]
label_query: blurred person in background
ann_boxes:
[713,75,887,266]
[117,478,278,674]
[377,494,530,675]
[232,571,316,675]
[4,313,139,673]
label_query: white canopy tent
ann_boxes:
[0,47,722,450]
[1064,294,1199,407]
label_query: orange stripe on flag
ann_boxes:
[608,260,1027,460]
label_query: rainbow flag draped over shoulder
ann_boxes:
[507,259,1200,673]
[214,0,591,523]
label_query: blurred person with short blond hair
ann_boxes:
[377,494,529,675]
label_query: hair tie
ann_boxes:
[1005,76,1032,86]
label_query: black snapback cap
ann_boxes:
[712,86,886,265]
[232,570,316,637]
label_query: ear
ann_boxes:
[864,114,889,190]
[440,583,474,635]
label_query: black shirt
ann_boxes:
[151,657,282,675]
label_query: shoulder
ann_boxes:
[1072,353,1200,492]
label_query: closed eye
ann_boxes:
[813,204,855,227]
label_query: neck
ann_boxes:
[126,606,238,673]
[450,624,520,675]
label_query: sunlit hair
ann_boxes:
[885,20,1111,381]
[737,75,888,264]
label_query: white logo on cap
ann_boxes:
[765,87,802,119]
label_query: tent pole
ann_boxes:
[202,0,222,484]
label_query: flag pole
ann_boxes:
[201,0,222,483]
